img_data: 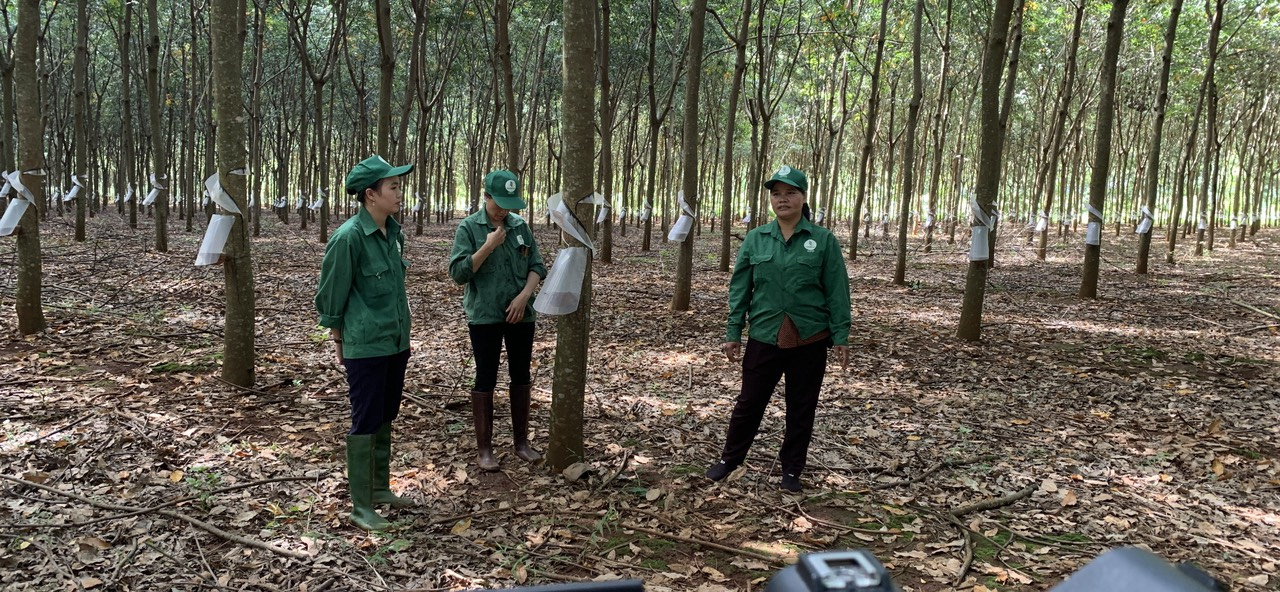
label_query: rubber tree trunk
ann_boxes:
[1136,0,1182,274]
[212,0,255,387]
[893,0,923,286]
[14,0,47,335]
[376,0,394,156]
[146,0,170,252]
[672,0,708,311]
[718,0,750,273]
[1079,0,1129,299]
[955,0,1015,342]
[547,0,596,472]
[848,0,888,261]
[598,0,615,264]
[72,0,89,242]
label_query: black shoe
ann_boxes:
[779,473,803,492]
[705,460,739,482]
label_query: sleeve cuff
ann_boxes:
[319,315,343,328]
[725,326,743,343]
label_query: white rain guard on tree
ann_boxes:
[195,214,236,266]
[667,190,695,242]
[0,197,29,237]
[535,193,595,316]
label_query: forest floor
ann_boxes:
[1,209,1277,592]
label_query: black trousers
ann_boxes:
[343,349,410,435]
[718,338,829,476]
[468,322,536,392]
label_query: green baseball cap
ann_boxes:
[345,155,413,195]
[763,165,808,193]
[484,170,527,210]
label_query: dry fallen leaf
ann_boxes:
[1061,490,1078,506]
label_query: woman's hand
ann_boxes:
[832,345,849,369]
[506,293,530,323]
[722,341,741,363]
[334,340,345,366]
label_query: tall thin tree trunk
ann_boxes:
[1035,2,1083,261]
[955,0,1015,341]
[1079,0,1129,298]
[146,0,169,252]
[718,0,750,272]
[72,0,89,242]
[547,0,595,472]
[672,0,708,311]
[893,0,923,286]
[848,0,888,260]
[1136,0,1182,274]
[14,0,47,334]
[211,0,254,386]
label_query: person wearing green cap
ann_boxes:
[314,155,416,530]
[448,170,546,471]
[706,165,851,493]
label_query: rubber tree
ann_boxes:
[546,0,596,472]
[955,0,1015,341]
[672,0,708,311]
[13,0,46,335]
[211,0,255,387]
[1136,0,1183,274]
[1079,0,1130,298]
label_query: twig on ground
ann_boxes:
[950,483,1037,518]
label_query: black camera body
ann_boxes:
[481,546,1222,592]
[765,550,901,592]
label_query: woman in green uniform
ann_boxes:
[448,170,546,471]
[314,155,416,530]
[706,166,851,492]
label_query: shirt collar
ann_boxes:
[355,206,401,237]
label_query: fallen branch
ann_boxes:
[1,474,309,560]
[1231,300,1280,320]
[950,483,1037,518]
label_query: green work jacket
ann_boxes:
[725,217,851,346]
[314,207,411,359]
[448,210,546,325]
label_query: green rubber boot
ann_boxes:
[346,435,391,531]
[373,423,415,508]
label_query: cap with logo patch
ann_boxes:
[484,170,527,210]
[345,155,413,195]
[763,165,808,193]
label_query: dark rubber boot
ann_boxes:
[509,383,541,463]
[372,423,415,508]
[346,435,391,530]
[471,390,499,471]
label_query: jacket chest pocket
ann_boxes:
[749,251,776,287]
[362,261,393,295]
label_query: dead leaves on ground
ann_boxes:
[1,216,1278,590]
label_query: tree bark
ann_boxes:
[146,0,169,252]
[211,0,255,387]
[848,0,888,261]
[1136,0,1183,274]
[955,0,1015,341]
[72,0,88,242]
[718,0,750,273]
[547,0,595,472]
[1079,0,1129,299]
[893,0,923,286]
[672,0,708,311]
[14,0,46,335]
